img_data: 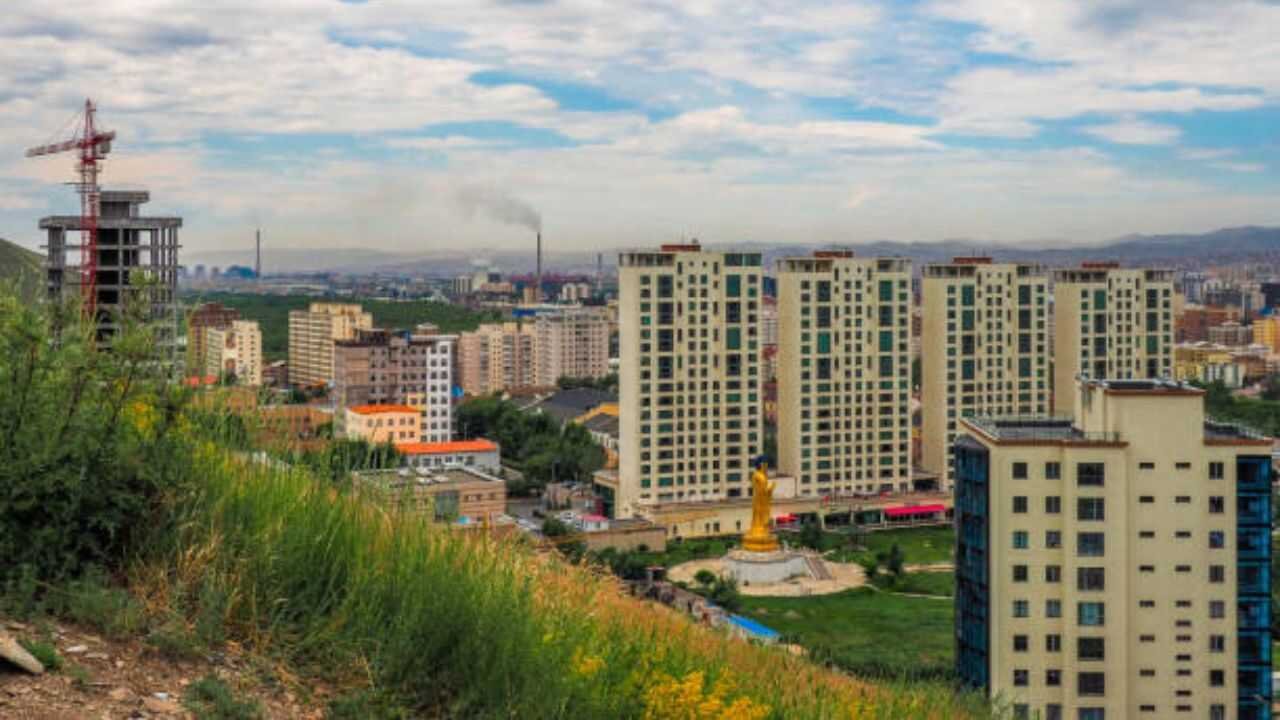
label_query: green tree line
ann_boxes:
[456,395,604,495]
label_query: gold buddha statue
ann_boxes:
[741,462,779,553]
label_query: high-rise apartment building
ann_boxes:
[455,322,537,396]
[613,243,763,517]
[534,307,611,387]
[955,378,1271,720]
[921,258,1050,489]
[332,326,455,443]
[204,320,263,386]
[1053,265,1174,412]
[41,189,180,364]
[186,302,240,376]
[287,302,372,388]
[776,252,913,497]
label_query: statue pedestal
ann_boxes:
[723,548,811,586]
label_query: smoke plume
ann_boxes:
[455,184,542,233]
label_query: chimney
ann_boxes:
[255,228,262,281]
[536,231,542,303]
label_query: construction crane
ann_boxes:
[25,99,116,314]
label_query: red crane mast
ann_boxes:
[25,99,116,314]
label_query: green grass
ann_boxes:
[17,637,62,672]
[742,588,954,682]
[132,443,985,719]
[179,291,503,361]
[872,571,954,597]
[823,525,955,566]
[183,674,264,720]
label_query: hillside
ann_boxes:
[0,237,42,300]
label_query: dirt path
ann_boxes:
[0,617,325,719]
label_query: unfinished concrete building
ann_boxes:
[40,190,181,364]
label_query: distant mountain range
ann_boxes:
[0,237,42,300]
[183,226,1280,277]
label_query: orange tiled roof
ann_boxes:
[348,404,419,415]
[396,439,499,455]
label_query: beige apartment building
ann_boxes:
[921,258,1050,489]
[776,251,913,497]
[205,320,263,386]
[1053,265,1175,412]
[332,326,455,443]
[186,302,240,376]
[344,404,422,445]
[605,243,763,518]
[534,306,611,386]
[955,378,1271,720]
[455,322,537,396]
[287,303,373,388]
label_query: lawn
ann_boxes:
[742,587,954,681]
[814,525,955,566]
[180,291,503,361]
[872,570,954,597]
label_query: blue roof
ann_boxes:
[726,614,780,640]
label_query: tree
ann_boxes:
[883,544,905,584]
[857,555,879,583]
[694,569,717,588]
[542,517,573,538]
[799,521,823,550]
[708,577,742,612]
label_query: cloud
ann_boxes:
[1082,119,1181,145]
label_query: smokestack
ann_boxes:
[255,228,262,281]
[536,231,542,303]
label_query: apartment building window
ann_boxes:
[1138,495,1154,504]
[1078,602,1105,627]
[1208,461,1224,479]
[1175,461,1191,470]
[1045,669,1061,686]
[1209,635,1225,652]
[1210,705,1226,720]
[1013,531,1029,549]
[1077,672,1105,696]
[1139,461,1155,470]
[1077,567,1105,591]
[1078,637,1105,661]
[1013,496,1028,513]
[1045,496,1061,514]
[1209,565,1225,583]
[1013,600,1029,617]
[1012,461,1028,479]
[1013,565,1028,582]
[1208,496,1224,513]
[1046,599,1062,618]
[1209,600,1225,618]
[1045,634,1061,652]
[1013,634,1028,652]
[1046,530,1062,549]
[1209,669,1225,687]
[1077,462,1105,486]
[1208,531,1224,549]
[1077,497,1105,521]
[1077,532,1104,557]
[1013,669,1029,686]
[1045,461,1060,479]
[1045,565,1061,582]
[1045,705,1062,720]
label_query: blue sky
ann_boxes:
[0,0,1277,258]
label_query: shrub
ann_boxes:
[0,290,193,586]
[18,637,62,671]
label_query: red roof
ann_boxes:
[183,374,218,387]
[348,404,419,415]
[884,504,947,518]
[396,439,499,455]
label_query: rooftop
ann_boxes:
[348,404,419,416]
[961,416,1120,444]
[396,439,500,455]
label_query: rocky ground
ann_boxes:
[0,618,325,719]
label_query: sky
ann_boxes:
[1,0,1278,260]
